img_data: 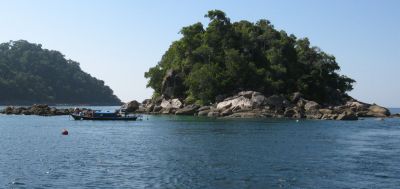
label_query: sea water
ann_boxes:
[0,107,400,188]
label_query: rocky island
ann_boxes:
[127,10,392,120]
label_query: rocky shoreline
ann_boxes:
[1,91,397,120]
[0,104,72,116]
[126,91,394,120]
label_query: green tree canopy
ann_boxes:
[0,40,121,105]
[146,10,354,105]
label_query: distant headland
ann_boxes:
[0,40,121,105]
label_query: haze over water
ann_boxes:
[1,108,400,188]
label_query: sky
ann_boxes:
[0,0,399,107]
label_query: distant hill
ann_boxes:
[0,40,121,105]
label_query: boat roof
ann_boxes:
[94,110,115,114]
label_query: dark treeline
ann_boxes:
[145,10,354,105]
[0,40,121,105]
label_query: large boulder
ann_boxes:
[303,101,322,119]
[160,99,172,109]
[367,105,390,117]
[216,96,252,111]
[198,109,211,116]
[207,111,220,117]
[220,108,233,116]
[153,105,162,112]
[304,101,320,112]
[305,111,323,119]
[142,99,151,106]
[284,107,304,118]
[346,101,369,111]
[251,94,267,108]
[265,95,289,110]
[122,100,140,112]
[4,106,14,114]
[171,99,183,109]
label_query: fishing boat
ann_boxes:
[71,109,140,121]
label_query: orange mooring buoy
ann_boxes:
[62,129,69,135]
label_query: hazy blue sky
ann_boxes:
[0,0,399,106]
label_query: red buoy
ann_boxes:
[62,129,69,135]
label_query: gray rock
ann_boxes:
[265,95,288,109]
[319,108,333,115]
[367,105,390,117]
[220,108,233,116]
[336,111,358,120]
[171,99,183,109]
[346,101,369,111]
[144,103,155,112]
[304,101,320,112]
[142,99,151,106]
[207,111,220,117]
[122,100,140,112]
[321,113,338,120]
[305,111,323,119]
[175,104,199,115]
[391,113,400,118]
[283,108,297,118]
[251,94,266,107]
[161,108,173,114]
[152,105,162,112]
[216,96,252,110]
[160,99,172,109]
[197,110,211,116]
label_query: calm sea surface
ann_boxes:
[1,106,400,188]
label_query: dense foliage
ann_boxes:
[145,10,354,104]
[0,40,121,105]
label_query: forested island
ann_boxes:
[0,40,121,105]
[145,10,354,105]
[137,10,391,120]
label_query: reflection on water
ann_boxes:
[0,109,399,188]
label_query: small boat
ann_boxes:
[71,109,140,121]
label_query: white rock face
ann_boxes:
[217,96,252,110]
[216,100,232,110]
[160,99,172,109]
[171,99,183,109]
